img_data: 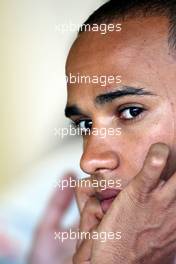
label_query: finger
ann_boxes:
[73,236,93,264]
[131,143,170,195]
[75,177,95,213]
[41,172,76,230]
[77,197,103,249]
[161,171,176,201]
[73,226,97,264]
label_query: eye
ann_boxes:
[119,106,146,120]
[73,119,93,134]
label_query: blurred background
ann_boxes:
[0,0,106,263]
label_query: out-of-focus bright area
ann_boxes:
[0,0,106,263]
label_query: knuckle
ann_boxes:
[140,172,154,191]
[138,163,154,187]
[139,169,152,185]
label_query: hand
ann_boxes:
[92,143,176,264]
[0,230,20,260]
[28,173,77,264]
[73,178,103,264]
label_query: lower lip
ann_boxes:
[100,197,115,213]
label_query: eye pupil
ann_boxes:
[130,107,142,117]
[120,106,144,120]
[85,120,92,129]
[79,120,92,130]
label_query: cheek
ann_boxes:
[113,108,174,181]
[136,107,175,162]
[123,130,173,183]
[130,131,170,173]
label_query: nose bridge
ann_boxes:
[80,132,120,174]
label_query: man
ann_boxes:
[30,0,176,263]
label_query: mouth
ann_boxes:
[96,188,122,213]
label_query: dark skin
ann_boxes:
[28,15,176,264]
[66,16,176,263]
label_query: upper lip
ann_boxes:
[95,188,122,202]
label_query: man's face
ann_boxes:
[65,16,176,191]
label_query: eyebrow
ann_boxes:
[95,86,156,105]
[65,86,156,118]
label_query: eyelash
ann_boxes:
[72,106,147,130]
[118,106,147,122]
[72,119,92,130]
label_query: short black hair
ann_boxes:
[79,0,176,50]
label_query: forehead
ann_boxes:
[66,16,175,104]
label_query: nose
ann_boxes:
[80,135,120,175]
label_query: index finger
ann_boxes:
[131,143,170,195]
[41,172,76,230]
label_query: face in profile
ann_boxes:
[65,16,176,193]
